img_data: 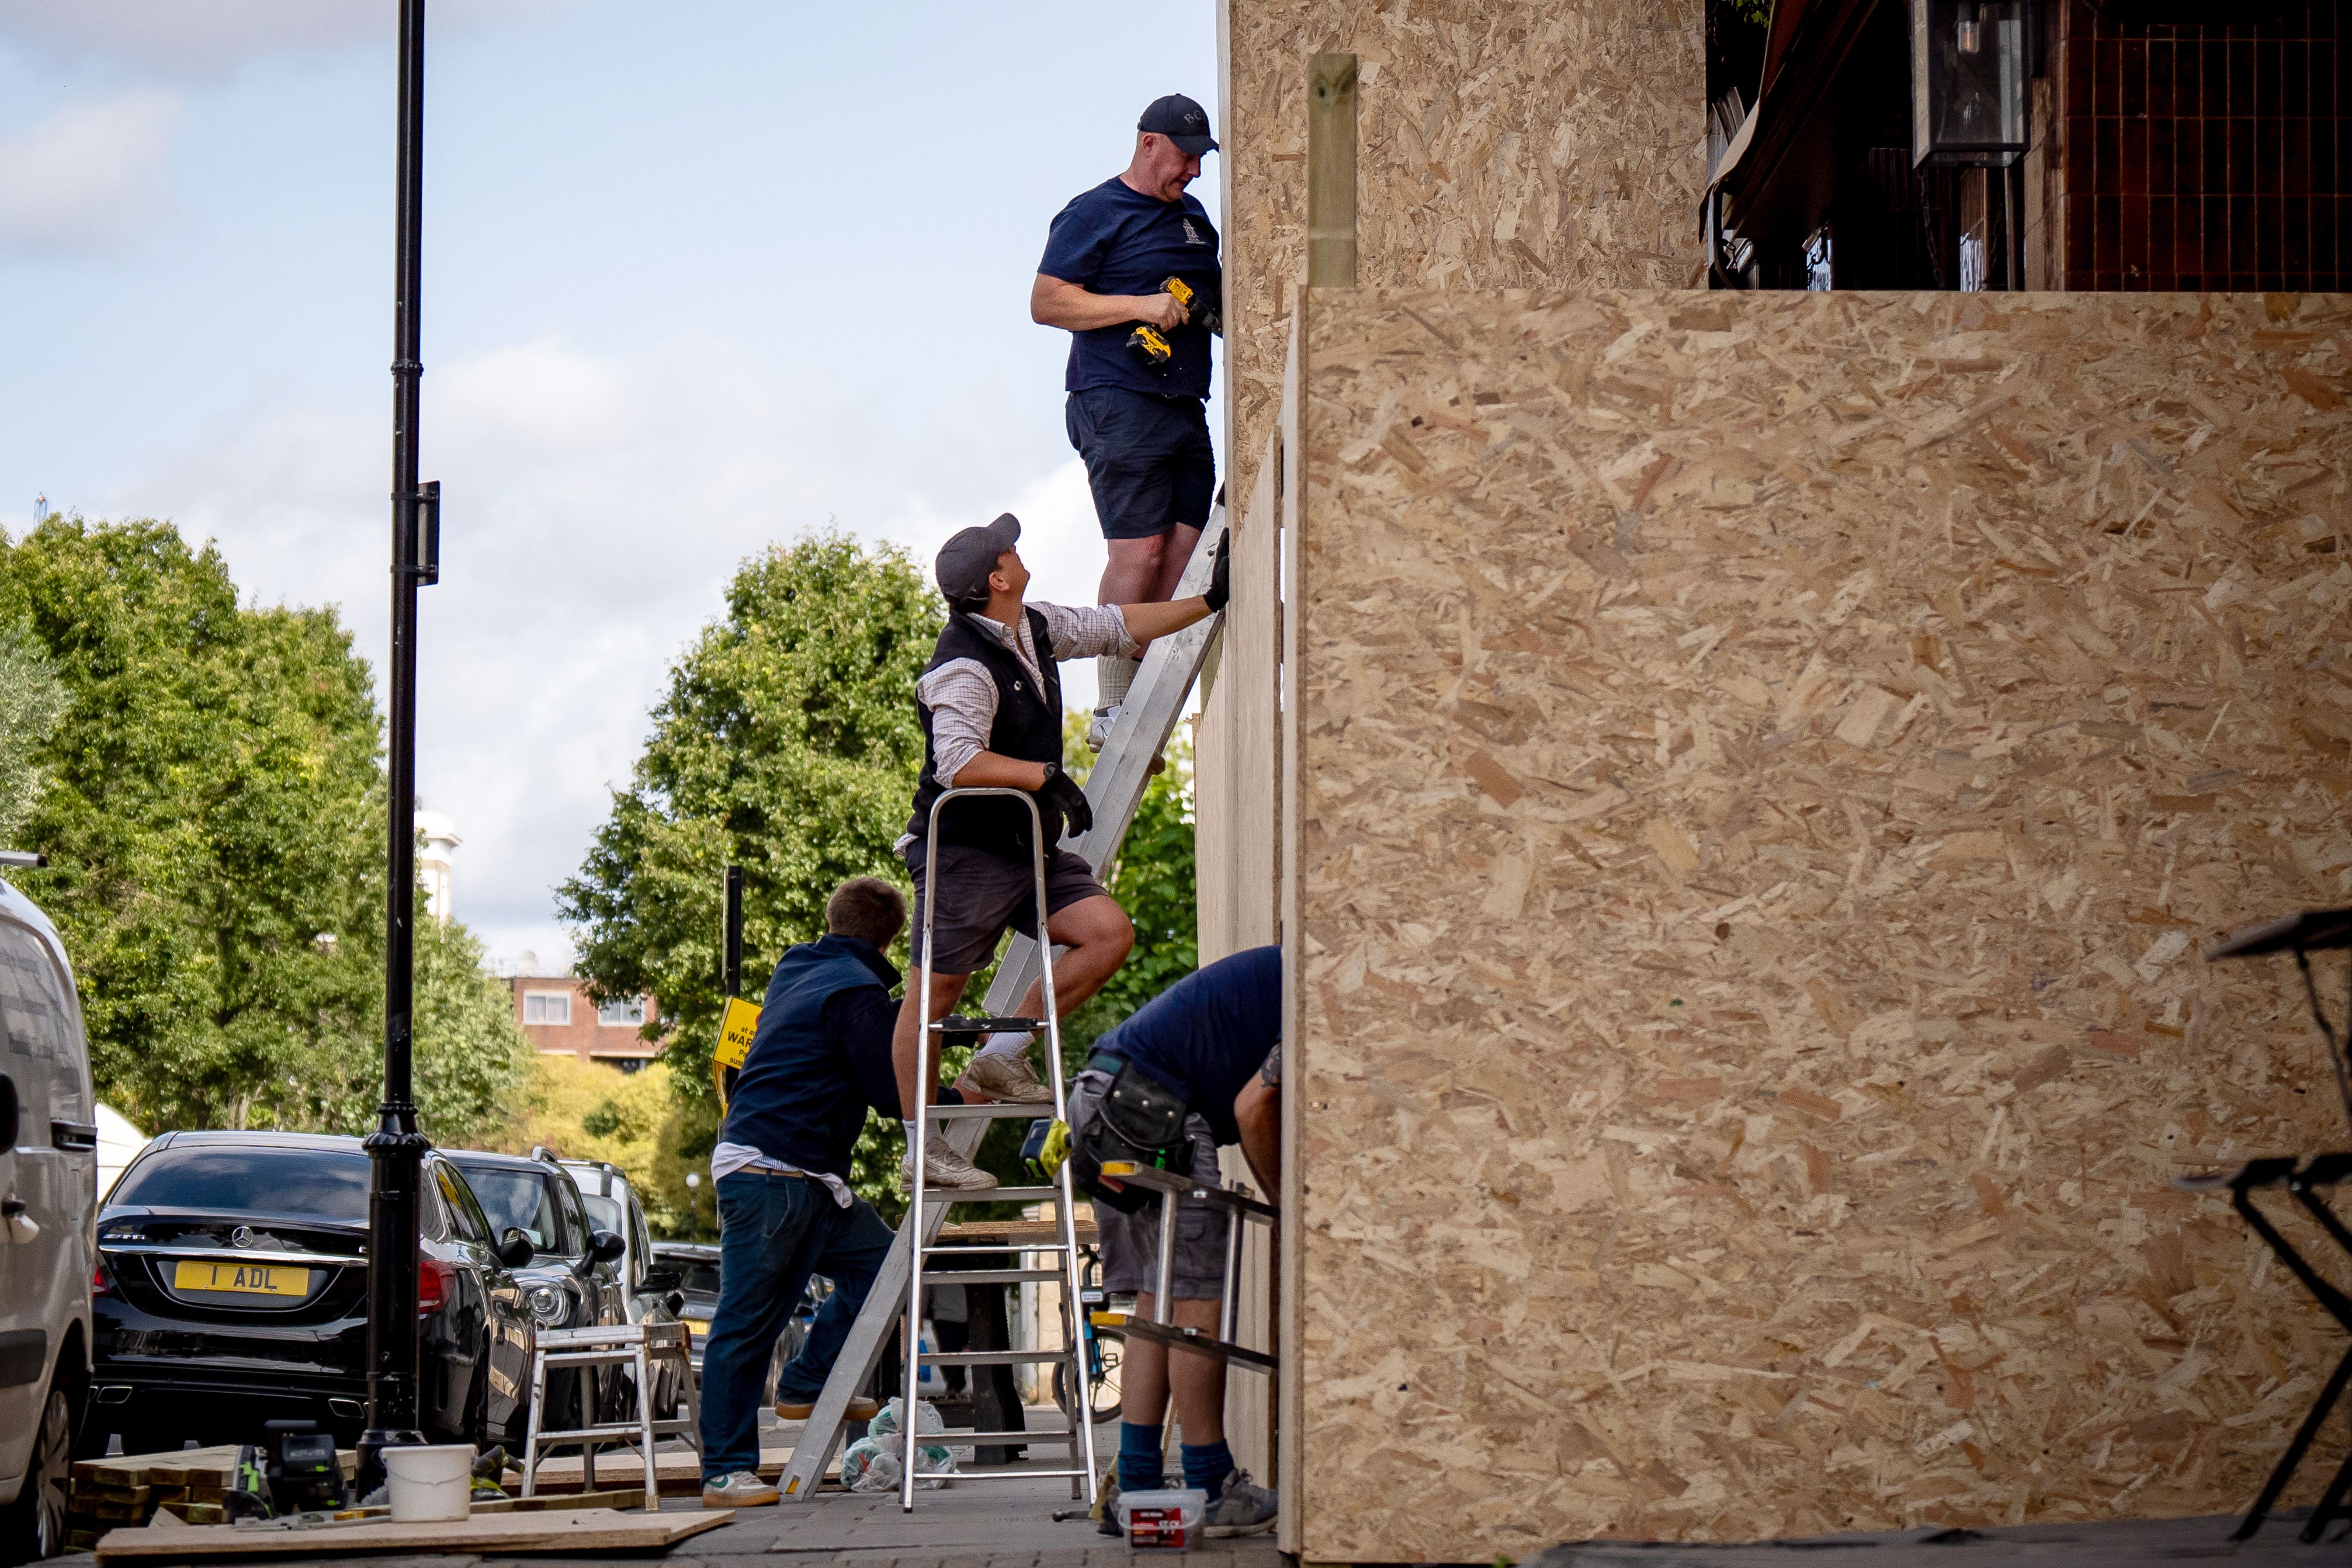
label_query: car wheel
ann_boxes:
[0,1375,75,1566]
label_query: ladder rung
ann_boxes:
[1090,1313,1279,1372]
[922,1244,1069,1258]
[924,1102,1047,1120]
[526,1426,658,1443]
[928,1015,1038,1035]
[912,1267,1069,1284]
[918,1348,1073,1365]
[974,1185,1063,1202]
[935,1430,1073,1444]
[948,1466,1092,1480]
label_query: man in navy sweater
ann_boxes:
[697,876,925,1508]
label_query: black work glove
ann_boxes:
[1203,533,1231,613]
[1037,762,1094,839]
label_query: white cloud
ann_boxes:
[0,91,181,255]
[100,333,1113,970]
[0,0,574,78]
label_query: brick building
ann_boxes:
[509,970,663,1070]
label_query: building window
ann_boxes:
[523,991,571,1026]
[598,998,647,1029]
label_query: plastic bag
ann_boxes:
[839,1433,956,1493]
[868,1396,946,1439]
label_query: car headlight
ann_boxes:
[526,1284,567,1326]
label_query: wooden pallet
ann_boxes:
[68,1446,357,1549]
[93,1504,730,1560]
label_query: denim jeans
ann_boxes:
[696,1171,895,1482]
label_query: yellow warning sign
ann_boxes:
[712,995,761,1112]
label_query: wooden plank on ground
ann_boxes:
[93,1506,731,1561]
[505,1444,791,1495]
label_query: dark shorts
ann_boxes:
[903,840,1109,976]
[1066,387,1216,541]
[1066,1068,1231,1300]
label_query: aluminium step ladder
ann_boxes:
[774,504,1231,1507]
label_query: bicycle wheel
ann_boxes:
[1054,1351,1122,1428]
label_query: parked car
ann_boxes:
[0,870,98,1564]
[441,1150,626,1428]
[558,1158,684,1414]
[647,1240,825,1402]
[89,1132,539,1455]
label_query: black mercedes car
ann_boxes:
[442,1150,628,1427]
[86,1132,539,1453]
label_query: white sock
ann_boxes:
[1095,654,1139,710]
[976,1030,1033,1061]
[902,1120,918,1150]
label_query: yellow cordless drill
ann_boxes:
[1127,276,1220,365]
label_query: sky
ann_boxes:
[0,0,1223,972]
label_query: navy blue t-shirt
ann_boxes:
[1039,176,1221,401]
[1095,946,1279,1147]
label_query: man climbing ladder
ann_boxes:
[891,510,1227,1192]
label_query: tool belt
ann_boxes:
[1070,1053,1194,1215]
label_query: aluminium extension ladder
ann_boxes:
[773,503,1231,1510]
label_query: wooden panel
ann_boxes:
[1289,287,2352,1559]
[1220,0,1706,546]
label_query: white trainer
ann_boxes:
[902,1141,998,1193]
[956,1051,1054,1105]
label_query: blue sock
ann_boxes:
[1118,1422,1164,1490]
[1180,1438,1233,1498]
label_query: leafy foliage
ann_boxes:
[0,618,67,845]
[558,533,942,1090]
[499,1056,713,1236]
[0,516,526,1140]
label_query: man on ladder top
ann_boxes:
[1031,93,1221,754]
[894,510,1226,1192]
[1064,945,1282,1537]
[695,876,922,1510]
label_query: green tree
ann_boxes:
[559,532,942,1098]
[0,619,67,845]
[0,516,523,1139]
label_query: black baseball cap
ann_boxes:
[1138,93,1217,157]
[935,512,1021,605]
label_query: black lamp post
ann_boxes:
[1909,0,2030,168]
[359,0,441,1492]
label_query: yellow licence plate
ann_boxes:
[172,1260,311,1298]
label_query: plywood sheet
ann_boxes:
[1220,0,1705,539]
[93,1505,730,1560]
[1287,287,2352,1559]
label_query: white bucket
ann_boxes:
[383,1444,476,1522]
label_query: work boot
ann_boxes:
[775,1395,877,1423]
[957,1052,1054,1105]
[700,1471,779,1508]
[1202,1469,1278,1537]
[902,1141,998,1193]
[1087,705,1121,752]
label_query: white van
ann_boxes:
[0,872,96,1563]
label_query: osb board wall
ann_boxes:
[1217,0,1704,547]
[1288,287,2352,1559]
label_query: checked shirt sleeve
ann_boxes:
[916,658,998,788]
[1031,601,1137,662]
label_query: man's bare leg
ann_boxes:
[891,969,972,1125]
[1149,523,1202,604]
[1120,1293,1225,1441]
[1098,535,1170,607]
[1014,894,1133,1026]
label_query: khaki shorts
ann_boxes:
[903,840,1108,976]
[1066,1067,1230,1302]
